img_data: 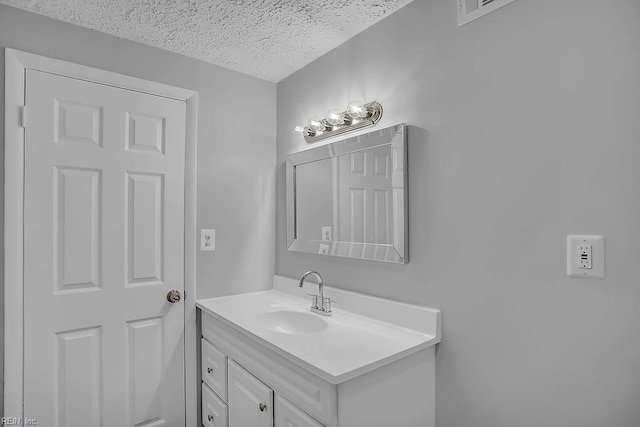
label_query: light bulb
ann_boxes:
[347,101,367,119]
[308,116,324,132]
[294,125,305,133]
[326,109,345,126]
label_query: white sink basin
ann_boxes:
[258,310,328,334]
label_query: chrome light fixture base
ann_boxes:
[303,101,383,144]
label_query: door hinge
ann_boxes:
[20,106,27,128]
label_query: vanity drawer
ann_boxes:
[202,383,228,427]
[202,338,228,401]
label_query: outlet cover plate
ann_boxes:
[321,226,332,241]
[567,235,604,279]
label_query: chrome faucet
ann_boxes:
[299,271,332,316]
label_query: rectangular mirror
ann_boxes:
[286,123,408,263]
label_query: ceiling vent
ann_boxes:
[457,0,516,26]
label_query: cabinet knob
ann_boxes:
[208,414,214,422]
[207,367,213,374]
[259,402,267,412]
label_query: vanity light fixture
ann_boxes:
[326,109,345,126]
[294,101,383,144]
[307,116,324,132]
[347,101,367,118]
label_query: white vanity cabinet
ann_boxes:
[198,277,440,427]
[200,307,436,427]
[200,328,328,427]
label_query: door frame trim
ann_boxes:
[3,48,199,425]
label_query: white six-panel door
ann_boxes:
[23,69,186,426]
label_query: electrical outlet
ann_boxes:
[319,244,329,255]
[200,229,215,252]
[567,235,604,278]
[578,244,592,269]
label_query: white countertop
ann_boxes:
[197,277,440,384]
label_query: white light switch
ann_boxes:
[200,229,215,251]
[567,235,604,278]
[321,226,332,241]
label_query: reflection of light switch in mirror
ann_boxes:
[321,226,332,241]
[319,244,329,255]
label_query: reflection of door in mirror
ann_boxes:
[336,146,392,255]
[334,134,405,261]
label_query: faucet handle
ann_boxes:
[321,297,334,313]
[307,294,319,309]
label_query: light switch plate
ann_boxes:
[200,229,215,251]
[567,235,604,279]
[321,226,332,241]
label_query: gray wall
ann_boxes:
[0,3,276,412]
[276,0,640,426]
[296,158,334,241]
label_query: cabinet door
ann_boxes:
[228,360,273,427]
[274,394,324,427]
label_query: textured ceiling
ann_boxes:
[1,0,414,82]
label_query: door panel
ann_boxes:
[54,167,102,292]
[55,326,103,427]
[23,69,186,426]
[54,98,103,146]
[126,111,166,153]
[126,316,164,426]
[126,172,164,285]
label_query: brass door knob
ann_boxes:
[208,414,214,421]
[207,367,213,374]
[166,290,181,303]
[259,403,267,412]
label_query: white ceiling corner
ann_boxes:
[1,0,416,82]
